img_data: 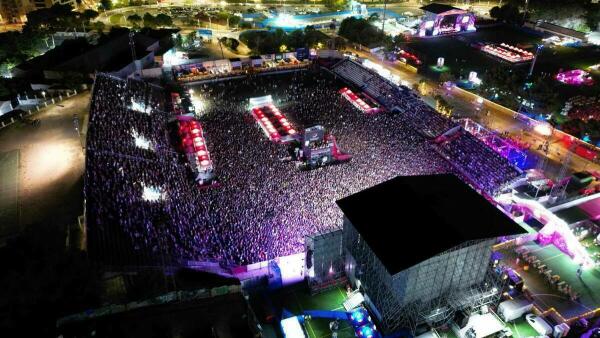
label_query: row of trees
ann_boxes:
[1,4,103,87]
[126,13,173,28]
[240,26,330,54]
[337,16,406,51]
[338,16,387,48]
[489,4,523,25]
[24,4,99,33]
[474,65,562,116]
[490,0,600,31]
[562,118,600,142]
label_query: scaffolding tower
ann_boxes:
[344,216,506,334]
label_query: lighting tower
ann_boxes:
[517,44,543,115]
[129,31,140,75]
[381,0,388,39]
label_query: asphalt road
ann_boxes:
[0,93,88,230]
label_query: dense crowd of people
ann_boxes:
[332,59,522,195]
[85,70,452,267]
[86,60,523,268]
[333,60,456,138]
[437,132,522,195]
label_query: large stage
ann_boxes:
[418,4,475,37]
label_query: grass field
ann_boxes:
[277,285,354,338]
[0,150,20,239]
[407,25,541,78]
[109,14,124,25]
[408,25,600,80]
[508,316,539,337]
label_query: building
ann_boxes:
[336,174,526,333]
[418,3,475,37]
[525,21,587,43]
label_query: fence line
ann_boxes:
[0,89,81,131]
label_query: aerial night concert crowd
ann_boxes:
[85,61,521,268]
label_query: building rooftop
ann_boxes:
[535,21,587,40]
[420,3,465,14]
[336,174,526,275]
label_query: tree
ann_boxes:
[143,13,156,28]
[439,72,456,84]
[155,13,173,27]
[174,33,184,49]
[24,4,76,32]
[338,17,385,48]
[435,95,453,117]
[490,6,501,20]
[287,29,305,49]
[127,14,142,27]
[584,4,600,31]
[229,15,241,27]
[91,21,106,34]
[497,4,522,25]
[304,26,328,49]
[368,13,379,23]
[223,37,239,51]
[82,9,99,21]
[324,0,347,11]
[187,30,197,45]
[99,0,112,10]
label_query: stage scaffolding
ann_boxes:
[305,229,346,294]
[343,218,507,334]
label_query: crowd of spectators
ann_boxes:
[331,59,522,195]
[86,60,523,268]
[85,70,450,267]
[332,59,454,137]
[437,132,522,195]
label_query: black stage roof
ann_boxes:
[420,3,464,14]
[336,174,525,275]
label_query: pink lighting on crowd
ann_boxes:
[556,69,595,86]
[480,43,534,63]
